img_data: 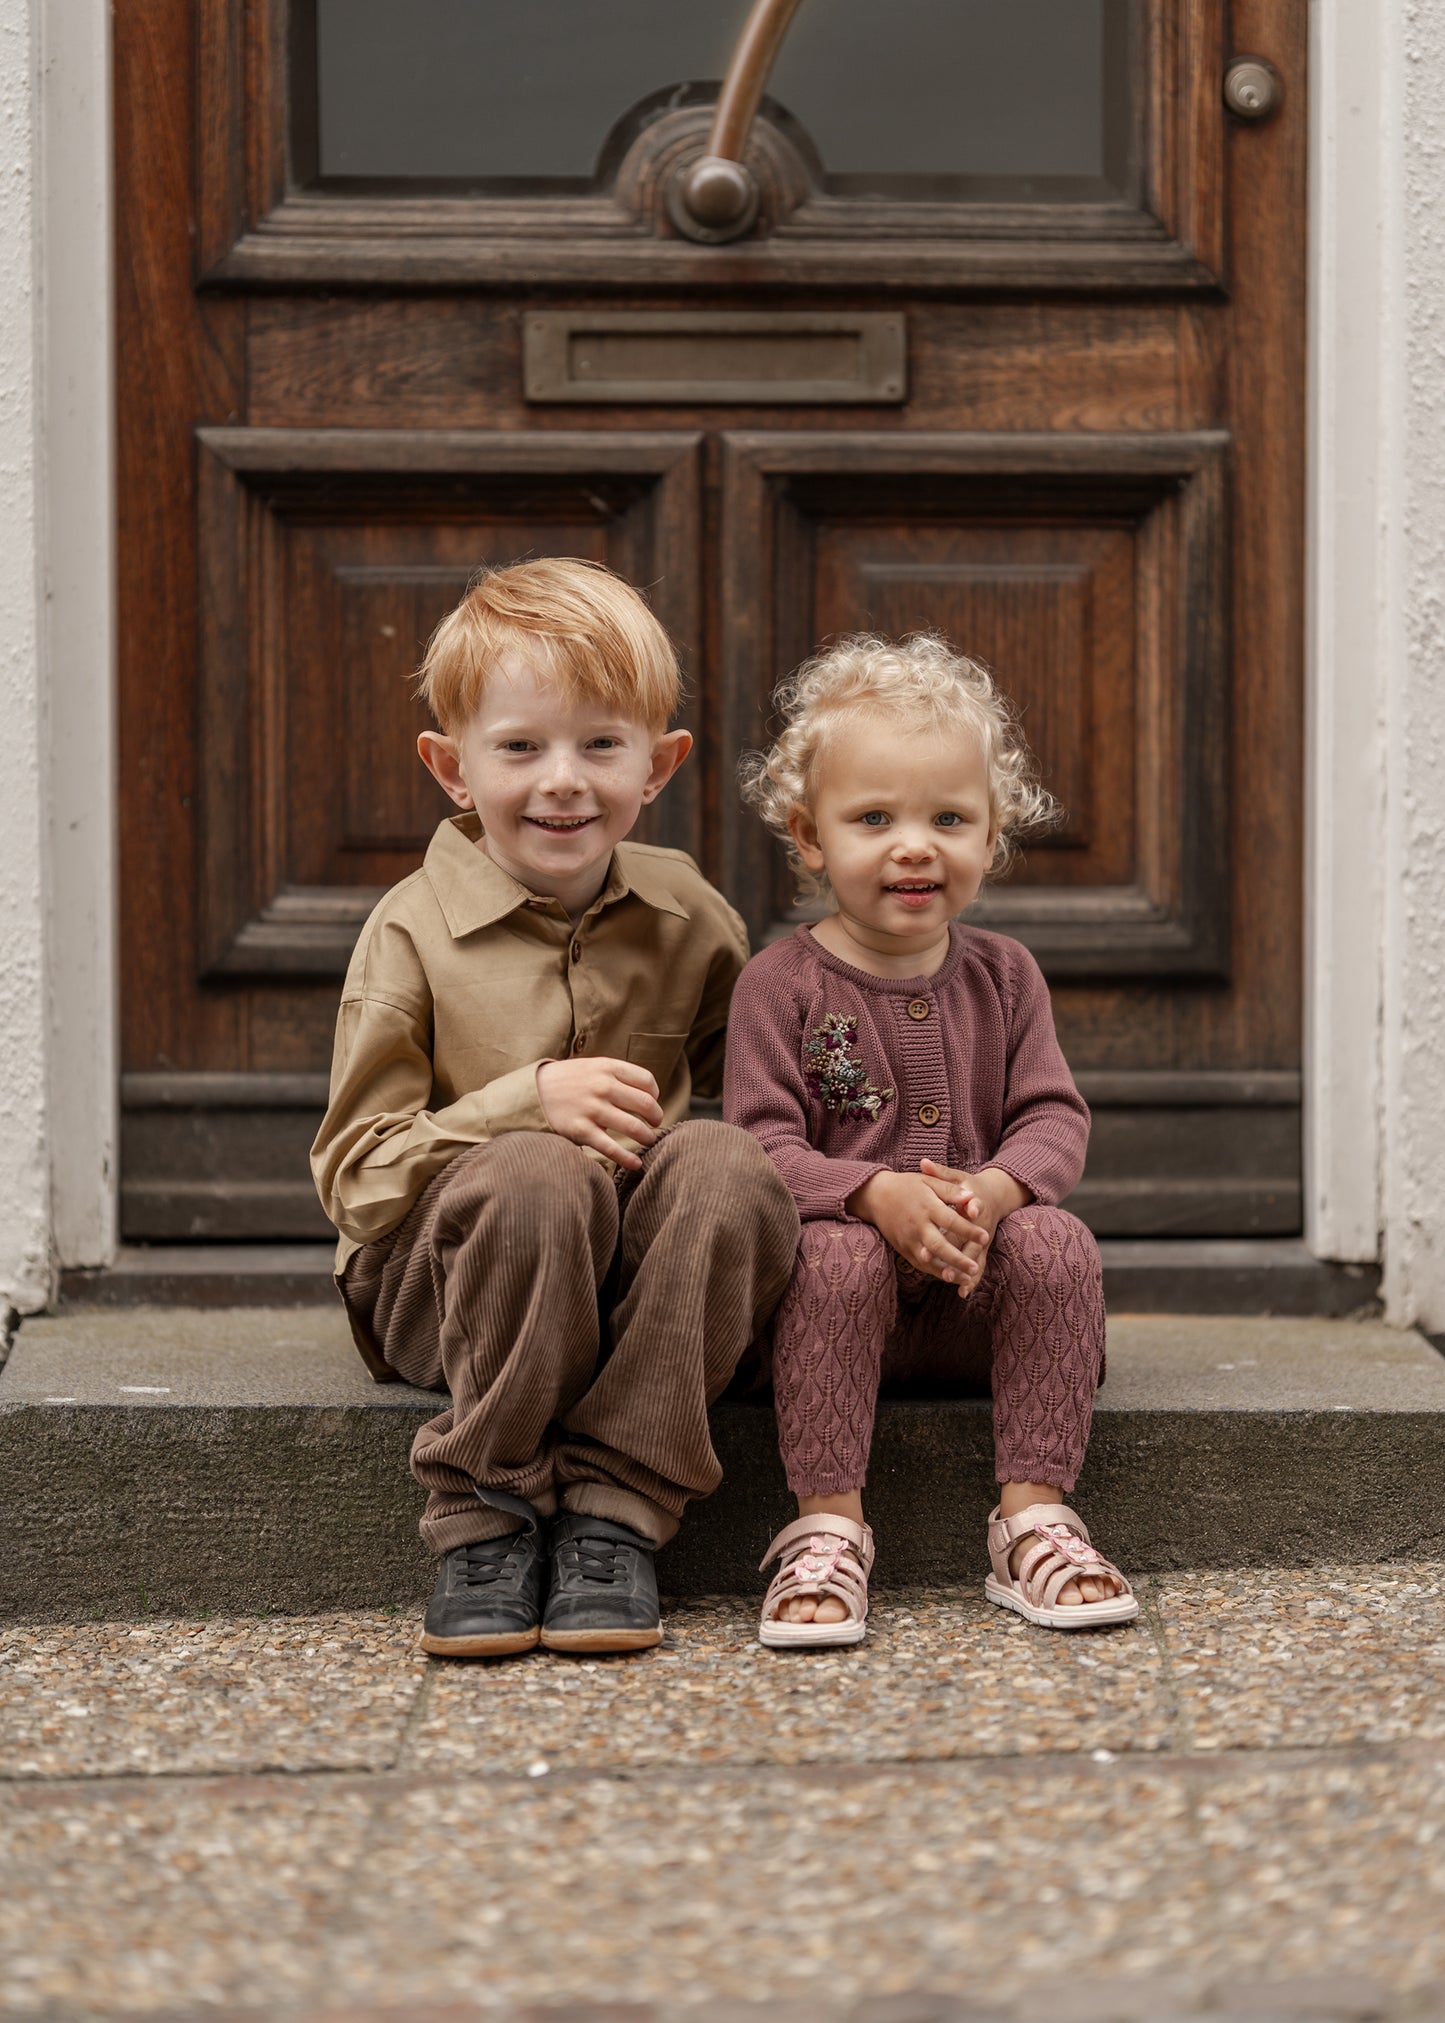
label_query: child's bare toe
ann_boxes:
[812,1595,848,1624]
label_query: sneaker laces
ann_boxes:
[556,1533,631,1587]
[458,1531,532,1590]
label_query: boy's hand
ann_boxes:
[535,1057,664,1172]
[846,1170,989,1292]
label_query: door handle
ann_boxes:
[672,0,808,241]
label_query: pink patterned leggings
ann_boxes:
[768,1206,1105,1497]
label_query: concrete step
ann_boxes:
[57,1238,1383,1317]
[3,1307,1442,1624]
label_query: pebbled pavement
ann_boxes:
[2,1566,1445,2020]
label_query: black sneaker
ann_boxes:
[541,1513,663,1653]
[420,1489,547,1658]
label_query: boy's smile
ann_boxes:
[417,654,690,917]
[789,714,998,974]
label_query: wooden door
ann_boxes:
[116,0,1306,1243]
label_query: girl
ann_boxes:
[724,634,1137,1648]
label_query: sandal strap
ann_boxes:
[987,1502,1088,1560]
[760,1512,874,1575]
[985,1502,1131,1609]
[759,1517,873,1629]
[1032,1540,1131,1611]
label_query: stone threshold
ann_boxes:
[2,1308,1441,1623]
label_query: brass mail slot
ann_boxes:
[523,312,907,405]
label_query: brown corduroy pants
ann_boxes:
[341,1121,799,1554]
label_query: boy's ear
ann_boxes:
[984,821,999,872]
[787,803,826,873]
[417,731,473,810]
[639,727,693,804]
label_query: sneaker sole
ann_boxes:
[540,1624,663,1653]
[419,1625,541,1658]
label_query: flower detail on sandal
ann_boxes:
[1034,1522,1099,1568]
[804,1013,895,1122]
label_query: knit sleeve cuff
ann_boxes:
[982,1151,1054,1208]
[799,1158,893,1223]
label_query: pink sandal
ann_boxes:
[985,1502,1138,1630]
[758,1514,874,1648]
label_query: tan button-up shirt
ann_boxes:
[310,814,749,1272]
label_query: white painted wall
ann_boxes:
[1382,0,1445,1326]
[0,0,51,1316]
[0,0,114,1317]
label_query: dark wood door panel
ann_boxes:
[243,298,1215,436]
[115,0,1306,1240]
[811,524,1137,884]
[196,427,702,978]
[117,1064,1301,1245]
[718,429,1229,981]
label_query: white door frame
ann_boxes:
[1306,0,1445,1329]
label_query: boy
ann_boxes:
[311,559,798,1658]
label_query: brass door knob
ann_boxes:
[1223,56,1282,122]
[671,0,808,242]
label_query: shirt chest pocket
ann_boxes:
[626,1031,689,1089]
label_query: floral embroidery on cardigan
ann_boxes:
[804,1012,895,1122]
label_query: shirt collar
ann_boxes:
[610,842,691,921]
[423,815,689,938]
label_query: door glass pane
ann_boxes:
[302,0,1136,202]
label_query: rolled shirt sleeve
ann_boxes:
[311,987,555,1249]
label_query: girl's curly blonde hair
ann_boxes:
[739,633,1059,900]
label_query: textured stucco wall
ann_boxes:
[0,0,50,1315]
[1383,0,1445,1325]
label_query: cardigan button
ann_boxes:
[907,998,930,1020]
[918,1102,941,1126]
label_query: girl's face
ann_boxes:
[788,713,998,958]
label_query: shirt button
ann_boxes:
[570,940,582,963]
[572,1033,588,1055]
[918,1102,941,1127]
[907,998,930,1021]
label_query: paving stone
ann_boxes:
[1193,1757,1445,1987]
[3,1581,1445,2020]
[1153,1566,1445,1751]
[410,1591,1169,1775]
[0,1776,376,2014]
[0,1614,425,1777]
[1205,1973,1396,2016]
[314,1761,1207,2012]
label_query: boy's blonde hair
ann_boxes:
[739,632,1059,896]
[415,557,680,732]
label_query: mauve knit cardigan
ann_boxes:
[721,923,1090,1222]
